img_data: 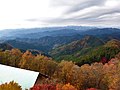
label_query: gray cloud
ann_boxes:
[64,0,106,14]
[27,0,120,27]
[49,0,106,14]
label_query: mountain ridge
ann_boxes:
[50,35,105,59]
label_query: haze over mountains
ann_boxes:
[0,26,120,53]
[0,26,120,39]
[0,26,120,65]
[0,26,95,39]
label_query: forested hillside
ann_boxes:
[0,27,120,53]
[50,37,120,65]
[0,47,120,90]
[50,35,105,59]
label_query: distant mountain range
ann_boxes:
[0,26,96,39]
[0,26,120,40]
[0,26,120,65]
[1,27,119,52]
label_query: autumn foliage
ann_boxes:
[31,84,56,90]
[31,83,77,90]
[0,81,22,90]
[0,49,120,90]
[86,88,97,90]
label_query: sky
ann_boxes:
[0,64,39,89]
[0,0,120,30]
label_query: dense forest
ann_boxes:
[0,39,120,90]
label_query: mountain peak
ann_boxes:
[50,35,104,56]
[0,43,13,50]
[104,39,120,48]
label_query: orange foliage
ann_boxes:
[86,88,97,90]
[61,83,77,90]
[0,81,22,90]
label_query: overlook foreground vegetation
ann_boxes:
[0,39,120,90]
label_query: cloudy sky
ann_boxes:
[0,0,120,30]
